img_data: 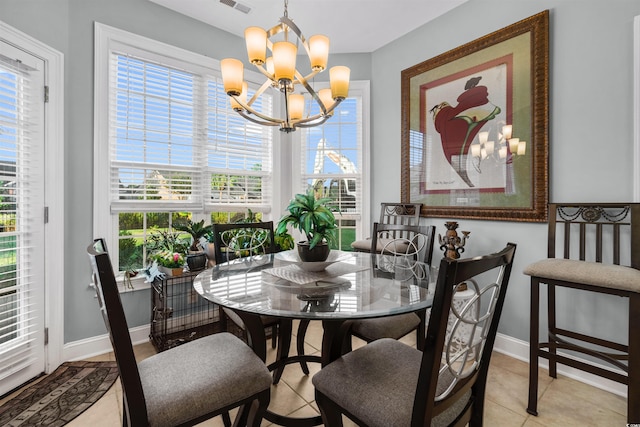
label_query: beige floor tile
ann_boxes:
[483,398,527,426]
[485,363,542,418]
[268,382,309,417]
[5,332,631,427]
[65,384,122,427]
[544,374,627,417]
[532,378,627,426]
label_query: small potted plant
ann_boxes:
[276,189,338,262]
[152,250,186,276]
[146,229,189,276]
[174,219,212,271]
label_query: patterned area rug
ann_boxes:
[0,361,119,427]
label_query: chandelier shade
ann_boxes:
[220,0,350,133]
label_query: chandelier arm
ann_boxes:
[231,94,284,125]
[292,98,344,127]
[246,80,273,107]
[294,115,331,128]
[253,64,276,82]
[294,70,328,116]
[279,16,311,56]
[236,109,281,127]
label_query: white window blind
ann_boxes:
[0,51,45,381]
[110,53,204,212]
[301,95,363,217]
[108,51,273,214]
[205,78,272,212]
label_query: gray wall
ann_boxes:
[0,0,372,342]
[1,0,638,347]
[372,0,640,343]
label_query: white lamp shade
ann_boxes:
[330,66,350,99]
[230,81,248,111]
[318,88,334,111]
[245,27,267,65]
[288,94,305,120]
[470,143,481,158]
[502,124,513,140]
[309,35,329,71]
[508,138,520,154]
[221,58,244,96]
[272,41,297,83]
[499,145,507,159]
[478,131,489,145]
[485,140,495,155]
[517,140,526,155]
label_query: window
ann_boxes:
[94,24,272,273]
[296,81,370,251]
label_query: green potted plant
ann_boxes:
[174,219,212,271]
[146,229,189,276]
[276,189,338,262]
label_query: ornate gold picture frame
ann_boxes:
[401,10,549,222]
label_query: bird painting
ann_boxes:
[430,76,501,187]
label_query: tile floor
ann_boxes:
[3,320,628,426]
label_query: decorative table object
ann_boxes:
[438,221,470,259]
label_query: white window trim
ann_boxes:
[0,20,65,373]
[94,23,270,270]
[94,22,221,255]
[290,80,371,240]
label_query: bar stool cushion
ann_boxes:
[312,338,470,427]
[139,332,273,427]
[524,259,640,293]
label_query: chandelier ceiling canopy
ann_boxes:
[220,0,350,133]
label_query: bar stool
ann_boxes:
[524,203,640,424]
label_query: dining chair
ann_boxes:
[523,203,640,424]
[313,243,517,427]
[211,221,309,384]
[351,203,422,252]
[349,222,436,350]
[87,238,271,427]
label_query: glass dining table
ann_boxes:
[193,249,434,426]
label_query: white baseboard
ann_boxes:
[62,325,151,362]
[493,332,627,398]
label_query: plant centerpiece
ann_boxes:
[174,219,212,271]
[276,189,338,262]
[146,229,189,276]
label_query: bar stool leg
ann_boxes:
[629,293,640,423]
[548,283,557,378]
[527,277,540,416]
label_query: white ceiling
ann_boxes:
[149,0,468,53]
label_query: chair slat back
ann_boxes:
[87,238,148,426]
[212,221,276,265]
[413,243,517,425]
[371,222,435,266]
[548,203,640,269]
[379,203,422,226]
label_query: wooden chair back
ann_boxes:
[379,202,422,225]
[211,221,276,265]
[87,238,148,426]
[371,222,435,266]
[413,243,517,425]
[547,203,640,269]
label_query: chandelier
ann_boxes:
[220,0,350,133]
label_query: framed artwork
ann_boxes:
[401,10,549,222]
